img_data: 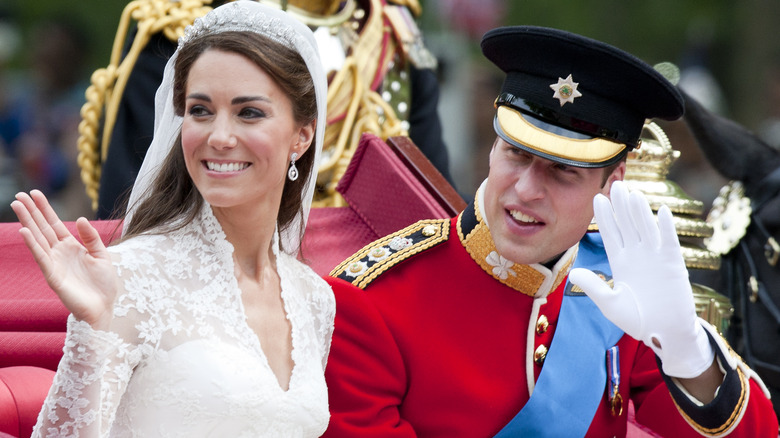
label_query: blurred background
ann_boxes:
[1,0,779,221]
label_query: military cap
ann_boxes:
[481,26,684,167]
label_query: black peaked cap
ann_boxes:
[481,26,684,149]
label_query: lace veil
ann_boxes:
[123,0,327,255]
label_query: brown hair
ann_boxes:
[123,31,317,253]
[600,154,626,187]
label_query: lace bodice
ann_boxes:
[32,205,335,438]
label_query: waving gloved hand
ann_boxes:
[569,181,714,378]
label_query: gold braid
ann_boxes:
[77,0,213,210]
[315,0,409,206]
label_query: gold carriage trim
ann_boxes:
[671,366,748,436]
[330,219,450,289]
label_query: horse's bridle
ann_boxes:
[748,166,780,268]
[728,165,780,391]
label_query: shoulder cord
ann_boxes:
[387,0,421,16]
[76,0,213,210]
[315,0,407,206]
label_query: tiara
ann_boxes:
[179,1,306,54]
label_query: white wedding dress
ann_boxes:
[31,204,335,438]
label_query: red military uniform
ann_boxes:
[323,201,778,437]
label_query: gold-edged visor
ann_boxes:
[495,105,627,168]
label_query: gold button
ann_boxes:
[536,315,549,334]
[422,224,438,237]
[534,345,548,365]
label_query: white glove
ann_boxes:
[569,181,714,378]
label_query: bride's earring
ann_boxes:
[287,152,299,181]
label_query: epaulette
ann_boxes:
[330,219,450,289]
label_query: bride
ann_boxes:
[11,2,334,436]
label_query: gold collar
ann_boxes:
[457,190,575,298]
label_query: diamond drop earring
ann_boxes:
[287,152,299,181]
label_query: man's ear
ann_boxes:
[602,161,626,196]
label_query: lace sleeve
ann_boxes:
[31,316,142,438]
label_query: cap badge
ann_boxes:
[549,74,582,106]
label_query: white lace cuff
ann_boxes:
[66,315,124,367]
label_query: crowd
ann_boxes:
[0,11,91,221]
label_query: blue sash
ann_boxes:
[494,234,624,437]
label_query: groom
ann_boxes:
[321,25,777,437]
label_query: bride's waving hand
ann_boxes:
[11,190,117,330]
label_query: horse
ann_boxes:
[682,89,780,419]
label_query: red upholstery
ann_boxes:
[0,220,122,306]
[0,367,54,438]
[302,134,465,276]
[0,220,120,438]
[0,220,121,373]
[0,333,66,372]
[628,401,662,437]
[336,134,457,237]
[301,207,377,276]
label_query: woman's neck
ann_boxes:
[212,204,279,281]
